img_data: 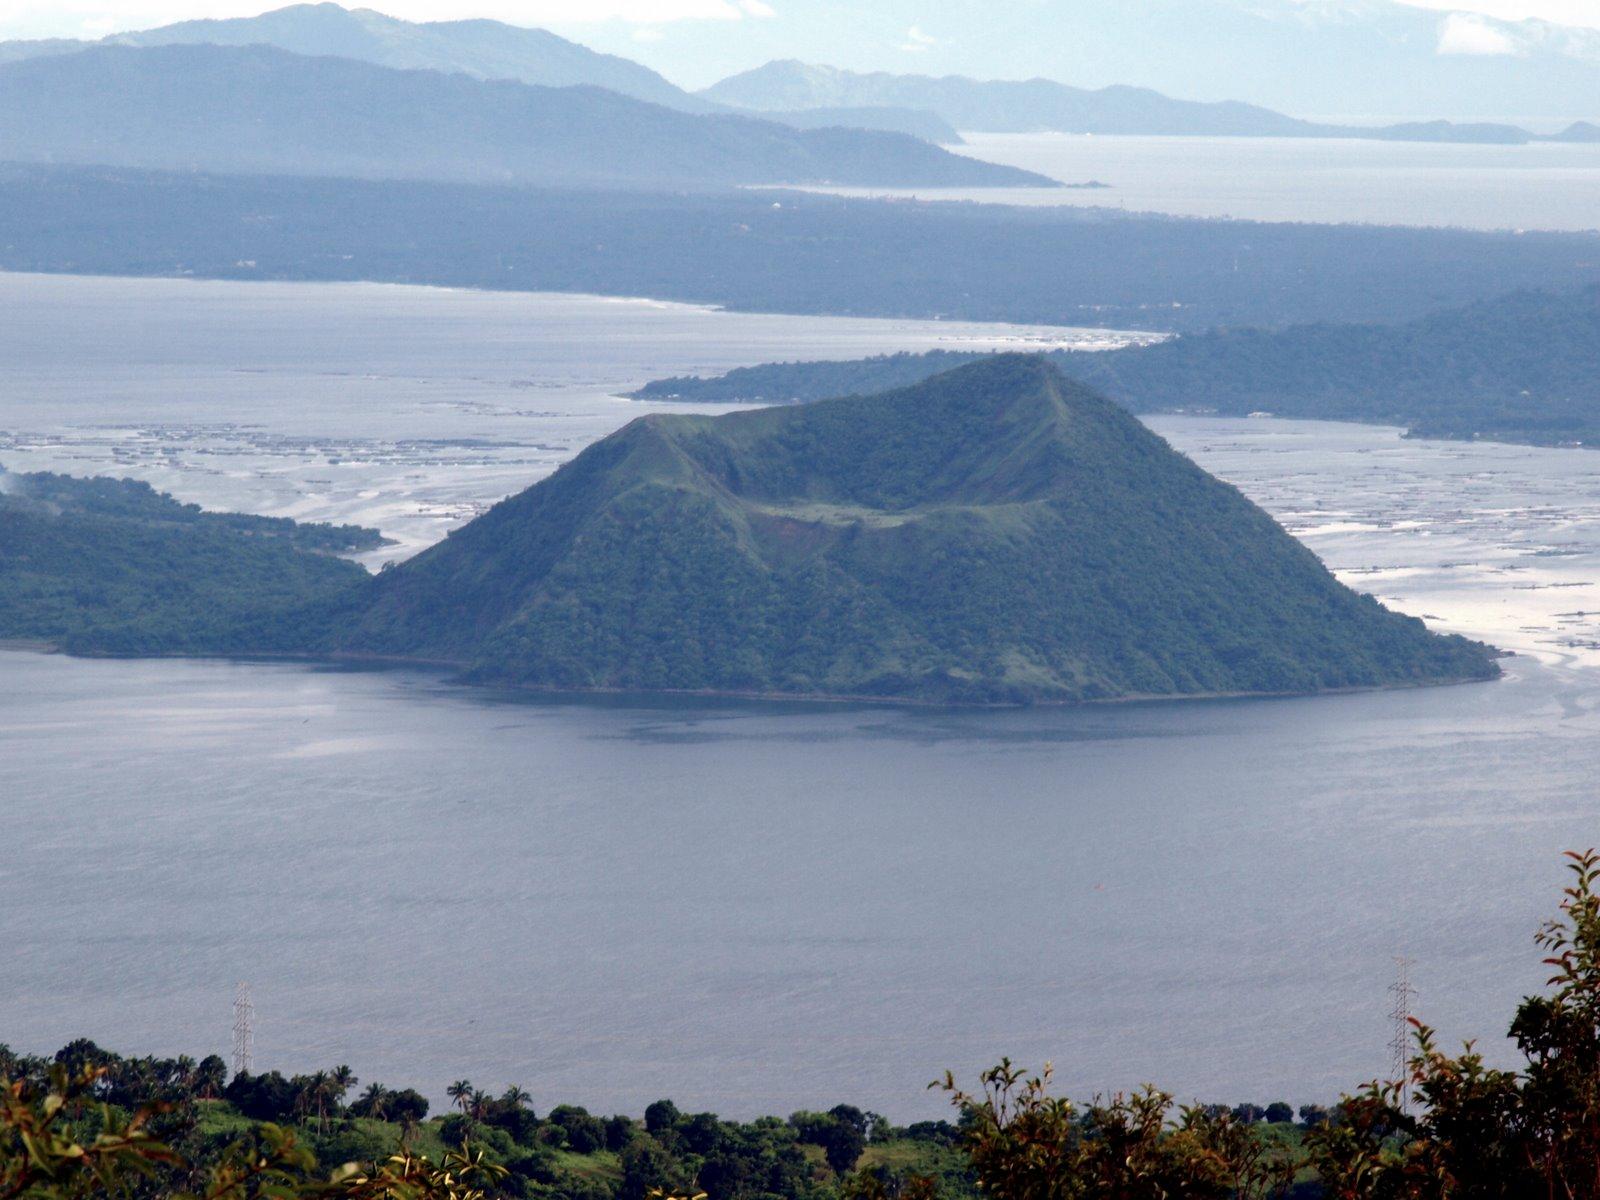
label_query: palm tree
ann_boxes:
[303,1070,331,1133]
[501,1085,531,1111]
[448,1079,474,1115]
[359,1082,390,1121]
[172,1055,197,1095]
[468,1089,490,1123]
[329,1065,357,1112]
[291,1074,318,1126]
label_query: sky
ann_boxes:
[4,0,1600,39]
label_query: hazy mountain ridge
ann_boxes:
[331,356,1498,703]
[0,1,714,111]
[701,59,1597,144]
[573,0,1600,123]
[0,5,1000,146]
[703,61,1325,137]
[0,44,1051,190]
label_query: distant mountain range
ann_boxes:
[2,4,1592,148]
[0,44,1050,190]
[0,2,708,109]
[558,0,1600,125]
[701,60,1600,145]
[0,4,966,146]
[630,287,1600,450]
[327,356,1498,703]
[704,62,1325,138]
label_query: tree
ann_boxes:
[818,1119,866,1176]
[329,1065,358,1110]
[194,1055,227,1100]
[620,1133,693,1200]
[501,1086,532,1111]
[644,1100,681,1135]
[448,1079,474,1116]
[354,1083,390,1120]
[1307,848,1600,1198]
[935,1059,1293,1200]
[298,1070,332,1132]
[1,1063,504,1200]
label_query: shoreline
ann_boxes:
[1,641,1503,713]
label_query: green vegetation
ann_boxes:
[9,848,1600,1197]
[629,287,1600,450]
[1,359,1498,703]
[0,467,377,654]
[340,355,1497,703]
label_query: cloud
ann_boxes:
[900,23,937,52]
[1399,1,1600,31]
[1436,11,1527,53]
[736,0,776,15]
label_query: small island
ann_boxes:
[4,358,1499,703]
[336,356,1497,703]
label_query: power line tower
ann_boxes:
[232,982,255,1077]
[1388,957,1416,1112]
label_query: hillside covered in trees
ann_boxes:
[1,361,1499,704]
[327,357,1497,703]
[0,467,379,654]
[631,287,1600,449]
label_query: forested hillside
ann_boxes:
[632,287,1600,448]
[0,468,377,653]
[336,357,1497,703]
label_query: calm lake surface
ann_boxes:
[814,133,1600,231]
[5,273,1600,1118]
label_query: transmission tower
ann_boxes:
[1388,957,1416,1111]
[232,982,255,1077]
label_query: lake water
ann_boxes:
[5,273,1600,1120]
[0,273,1151,563]
[810,133,1600,232]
